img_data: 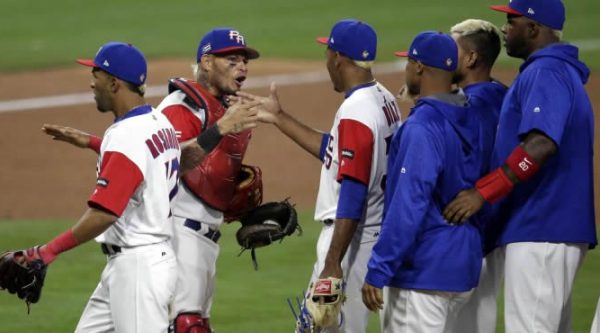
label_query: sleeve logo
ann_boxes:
[341,149,355,160]
[97,178,109,187]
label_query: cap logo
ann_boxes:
[446,58,453,67]
[228,30,245,45]
[412,49,418,56]
[103,60,110,67]
[330,37,335,44]
[362,50,369,59]
[140,74,145,82]
[203,43,212,54]
[527,8,535,15]
[533,106,541,113]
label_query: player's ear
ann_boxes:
[466,50,478,68]
[415,61,424,75]
[109,75,119,93]
[527,20,540,39]
[199,55,213,73]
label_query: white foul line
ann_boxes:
[0,61,406,114]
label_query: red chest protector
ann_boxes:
[168,78,252,211]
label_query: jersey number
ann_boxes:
[165,158,180,201]
[380,135,393,191]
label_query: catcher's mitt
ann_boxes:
[304,277,346,329]
[236,198,301,270]
[224,165,263,223]
[0,247,48,313]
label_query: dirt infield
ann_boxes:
[0,59,598,221]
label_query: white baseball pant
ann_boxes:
[382,287,473,333]
[302,223,377,333]
[504,242,587,333]
[169,215,220,319]
[75,242,176,333]
[447,247,505,333]
[591,297,600,333]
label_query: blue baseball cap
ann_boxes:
[77,42,147,86]
[491,0,565,30]
[395,31,458,72]
[197,28,259,62]
[316,19,377,61]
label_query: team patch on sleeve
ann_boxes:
[88,151,143,217]
[336,119,374,184]
[341,149,355,160]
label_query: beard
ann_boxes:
[398,84,419,103]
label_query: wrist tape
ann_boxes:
[196,125,223,153]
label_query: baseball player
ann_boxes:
[445,19,507,333]
[156,27,260,333]
[240,19,401,332]
[43,28,261,333]
[362,32,489,332]
[30,42,180,333]
[442,0,597,332]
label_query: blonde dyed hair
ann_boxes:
[450,19,501,38]
[352,60,374,70]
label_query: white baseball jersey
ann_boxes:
[315,81,400,240]
[90,105,181,247]
[156,91,223,226]
[303,81,401,333]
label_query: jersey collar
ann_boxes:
[345,80,377,99]
[114,104,153,123]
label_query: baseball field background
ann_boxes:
[1,0,599,332]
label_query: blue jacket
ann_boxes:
[463,81,507,255]
[365,94,485,291]
[491,43,597,248]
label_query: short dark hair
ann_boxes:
[461,30,501,68]
[451,19,502,69]
[123,81,145,97]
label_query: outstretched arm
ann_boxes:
[236,83,325,159]
[42,124,102,153]
[443,130,557,223]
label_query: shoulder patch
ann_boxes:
[97,178,109,187]
[341,149,355,160]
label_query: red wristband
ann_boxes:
[39,229,80,264]
[475,168,514,203]
[505,146,540,181]
[88,135,102,154]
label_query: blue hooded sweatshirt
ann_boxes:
[463,81,508,255]
[365,93,486,291]
[490,43,597,249]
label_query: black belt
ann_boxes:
[101,243,122,255]
[184,219,221,243]
[323,219,334,226]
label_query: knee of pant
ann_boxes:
[173,312,212,333]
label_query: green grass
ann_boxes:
[0,217,598,332]
[1,0,600,71]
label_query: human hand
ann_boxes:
[217,99,260,135]
[442,188,486,225]
[361,282,383,311]
[42,124,91,148]
[236,82,282,125]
